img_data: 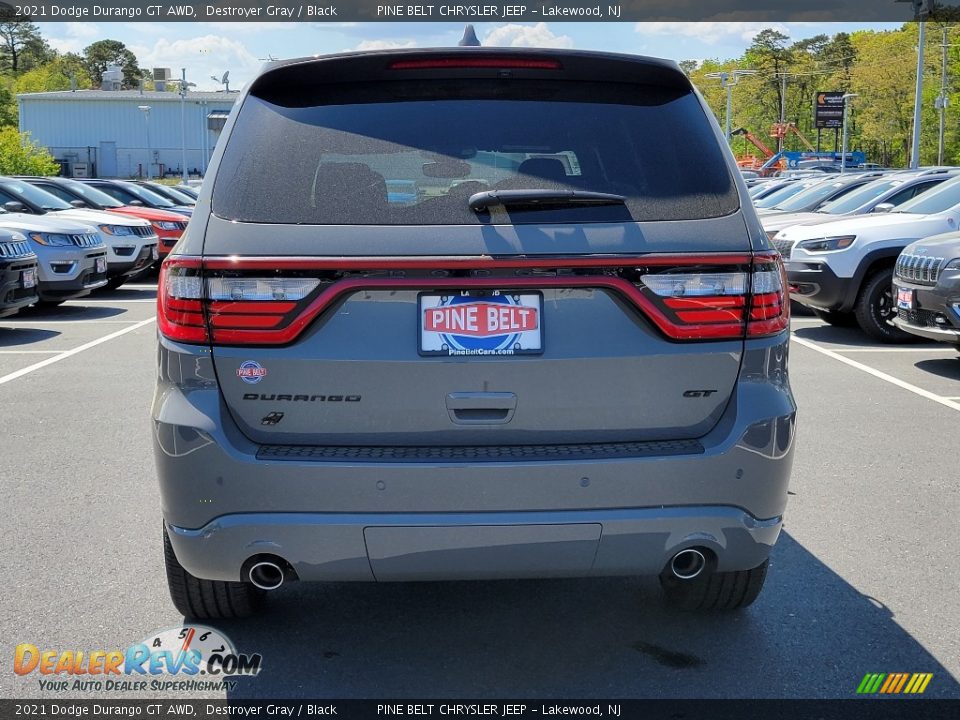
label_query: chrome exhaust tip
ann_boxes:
[248,561,285,590]
[670,548,706,580]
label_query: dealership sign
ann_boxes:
[815,92,846,129]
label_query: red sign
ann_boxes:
[424,302,539,337]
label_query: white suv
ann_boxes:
[777,175,960,340]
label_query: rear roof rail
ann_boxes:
[247,47,692,103]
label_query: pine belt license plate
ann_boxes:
[897,287,914,310]
[95,256,107,274]
[21,268,36,289]
[419,291,543,356]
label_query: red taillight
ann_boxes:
[746,254,790,337]
[158,258,321,345]
[157,258,208,343]
[639,253,789,339]
[389,57,562,71]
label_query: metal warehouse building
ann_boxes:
[18,88,237,179]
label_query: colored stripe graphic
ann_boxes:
[857,673,932,694]
[893,673,910,693]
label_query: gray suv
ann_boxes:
[154,48,797,618]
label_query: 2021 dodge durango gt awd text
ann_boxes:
[153,48,797,619]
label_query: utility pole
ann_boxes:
[936,26,957,166]
[911,20,927,168]
[178,69,196,183]
[138,105,152,179]
[841,93,859,174]
[778,73,788,154]
[705,69,757,141]
[180,69,188,184]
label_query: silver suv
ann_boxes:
[0,211,107,305]
[154,48,797,618]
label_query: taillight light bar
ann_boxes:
[157,253,789,346]
[389,57,563,71]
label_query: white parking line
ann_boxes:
[64,299,156,304]
[0,320,143,325]
[832,347,958,353]
[0,350,64,354]
[792,335,960,413]
[0,318,155,387]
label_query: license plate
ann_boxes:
[95,256,107,274]
[419,291,543,356]
[21,268,36,289]
[897,287,913,310]
[151,246,159,261]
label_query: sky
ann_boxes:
[41,21,903,92]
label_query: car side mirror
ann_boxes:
[873,203,895,213]
[127,199,144,206]
[70,199,87,208]
[3,201,25,212]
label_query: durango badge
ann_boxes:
[237,360,267,384]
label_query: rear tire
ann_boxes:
[812,308,858,327]
[163,525,265,619]
[659,559,768,611]
[854,269,915,343]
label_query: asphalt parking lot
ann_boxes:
[1,288,958,700]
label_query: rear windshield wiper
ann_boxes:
[468,189,626,213]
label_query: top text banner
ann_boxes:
[0,1,939,23]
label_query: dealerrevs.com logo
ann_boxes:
[14,625,261,693]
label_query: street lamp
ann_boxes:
[840,93,859,175]
[138,105,152,179]
[179,69,197,183]
[705,69,757,141]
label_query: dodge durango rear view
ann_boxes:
[152,47,796,619]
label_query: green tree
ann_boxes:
[15,55,93,94]
[0,128,59,175]
[745,29,794,126]
[0,17,53,74]
[82,40,142,88]
[0,85,17,127]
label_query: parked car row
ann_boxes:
[752,167,960,351]
[0,177,195,318]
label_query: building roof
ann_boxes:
[17,90,239,102]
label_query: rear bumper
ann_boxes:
[154,332,796,582]
[166,506,782,583]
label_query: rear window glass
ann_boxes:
[213,80,738,225]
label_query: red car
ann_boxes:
[20,176,189,259]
